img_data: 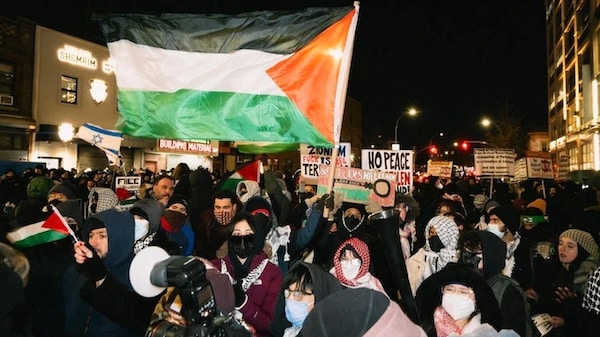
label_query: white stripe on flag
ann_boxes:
[76,123,122,152]
[109,40,287,95]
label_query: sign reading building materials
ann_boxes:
[360,149,413,193]
[300,142,350,184]
[157,139,218,156]
[473,148,517,177]
[316,165,397,207]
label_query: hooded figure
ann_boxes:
[415,263,502,337]
[329,237,386,293]
[301,287,427,337]
[270,261,342,336]
[406,215,459,295]
[459,231,531,337]
[88,187,119,215]
[236,180,262,204]
[65,208,158,337]
[211,212,282,337]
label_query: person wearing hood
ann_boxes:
[211,212,282,337]
[458,230,531,337]
[65,208,160,337]
[302,287,427,337]
[129,198,181,255]
[329,237,386,294]
[159,194,195,255]
[236,180,262,205]
[407,215,460,295]
[415,263,505,337]
[269,261,342,337]
[486,206,521,277]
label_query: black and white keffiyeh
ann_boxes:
[583,266,600,315]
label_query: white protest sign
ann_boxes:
[300,142,350,185]
[427,160,453,178]
[115,176,141,210]
[526,156,554,179]
[513,158,528,182]
[557,155,569,181]
[360,149,413,194]
[473,148,517,177]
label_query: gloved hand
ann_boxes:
[233,282,247,308]
[325,192,334,210]
[75,242,107,282]
[365,198,383,214]
[316,194,330,214]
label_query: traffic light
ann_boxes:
[429,145,438,155]
[460,141,470,151]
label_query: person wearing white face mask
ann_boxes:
[415,263,514,337]
[329,237,386,294]
[486,206,521,277]
[128,199,181,255]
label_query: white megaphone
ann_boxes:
[129,246,172,297]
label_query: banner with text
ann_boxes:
[525,155,554,179]
[317,165,397,206]
[556,155,569,181]
[473,148,517,177]
[115,176,141,210]
[427,160,453,178]
[157,139,219,156]
[360,149,413,194]
[300,142,351,185]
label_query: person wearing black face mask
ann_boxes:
[406,215,460,295]
[159,194,195,255]
[211,212,283,337]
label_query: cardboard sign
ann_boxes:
[526,156,554,179]
[300,142,350,184]
[473,148,517,177]
[360,149,413,194]
[317,165,397,207]
[427,160,453,178]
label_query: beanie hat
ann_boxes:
[27,176,55,199]
[302,287,427,337]
[489,206,520,234]
[521,207,547,225]
[48,183,77,200]
[483,199,501,213]
[166,194,189,210]
[560,229,599,257]
[527,198,547,215]
[130,199,162,233]
[473,194,489,209]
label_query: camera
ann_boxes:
[129,247,252,337]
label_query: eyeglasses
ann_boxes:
[442,285,474,296]
[284,288,314,301]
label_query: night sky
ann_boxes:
[2,0,548,149]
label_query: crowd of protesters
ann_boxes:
[0,162,599,337]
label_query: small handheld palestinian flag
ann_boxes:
[43,205,80,243]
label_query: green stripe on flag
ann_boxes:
[116,90,332,147]
[11,230,67,249]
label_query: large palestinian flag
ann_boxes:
[95,5,359,147]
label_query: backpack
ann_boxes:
[491,275,537,337]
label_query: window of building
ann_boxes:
[60,75,78,104]
[0,62,15,106]
[582,142,593,170]
[568,147,579,171]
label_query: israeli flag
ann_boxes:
[76,123,123,166]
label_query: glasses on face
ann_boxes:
[442,285,474,296]
[284,288,314,301]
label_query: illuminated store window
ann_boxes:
[0,62,15,106]
[60,75,78,104]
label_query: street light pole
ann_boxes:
[393,108,418,150]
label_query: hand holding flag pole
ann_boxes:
[43,205,80,243]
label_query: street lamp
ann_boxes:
[58,122,74,143]
[392,108,419,150]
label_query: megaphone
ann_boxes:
[129,246,171,297]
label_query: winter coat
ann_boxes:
[64,209,158,337]
[212,252,282,337]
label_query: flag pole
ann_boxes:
[51,205,80,243]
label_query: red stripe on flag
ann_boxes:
[267,9,355,144]
[41,211,70,235]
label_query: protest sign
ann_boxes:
[361,149,412,193]
[317,165,397,206]
[473,148,517,177]
[115,176,141,210]
[300,142,350,185]
[427,160,453,178]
